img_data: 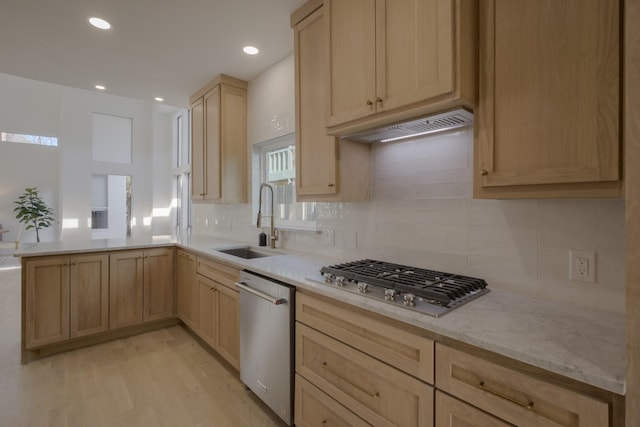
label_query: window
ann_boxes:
[92,113,132,164]
[173,112,190,235]
[256,133,316,230]
[1,131,58,146]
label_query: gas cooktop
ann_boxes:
[311,259,489,317]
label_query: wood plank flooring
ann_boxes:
[0,265,286,427]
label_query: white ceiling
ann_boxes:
[0,0,307,108]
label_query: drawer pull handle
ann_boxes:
[322,421,327,426]
[322,362,379,398]
[479,381,534,409]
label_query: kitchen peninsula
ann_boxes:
[16,236,625,426]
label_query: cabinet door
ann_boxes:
[325,0,377,126]
[70,254,109,338]
[176,250,197,329]
[143,248,174,322]
[435,391,511,427]
[24,257,69,349]
[476,0,620,196]
[216,282,240,370]
[220,84,248,204]
[191,97,205,200]
[377,0,454,112]
[204,86,222,201]
[295,6,339,198]
[109,251,143,329]
[196,274,217,348]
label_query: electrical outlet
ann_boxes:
[569,250,596,282]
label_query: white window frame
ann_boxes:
[253,133,318,232]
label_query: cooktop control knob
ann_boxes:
[384,289,397,301]
[323,273,334,284]
[357,282,369,293]
[403,293,416,307]
[336,276,346,287]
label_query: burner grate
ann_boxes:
[320,259,488,307]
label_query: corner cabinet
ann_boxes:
[324,0,477,135]
[292,1,371,202]
[190,74,248,203]
[474,0,622,199]
[176,249,197,329]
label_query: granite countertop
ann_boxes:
[15,235,626,395]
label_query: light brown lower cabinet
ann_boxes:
[196,274,217,348]
[215,281,239,368]
[296,323,434,427]
[69,254,109,338]
[109,248,174,330]
[24,254,109,349]
[176,249,197,328]
[435,343,610,427]
[295,374,372,427]
[435,391,511,427]
[191,256,240,370]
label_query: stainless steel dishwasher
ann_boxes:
[237,270,294,426]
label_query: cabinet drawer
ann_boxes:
[435,391,511,427]
[296,292,434,383]
[435,344,609,427]
[196,257,239,288]
[296,323,433,427]
[295,374,372,427]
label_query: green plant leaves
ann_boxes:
[13,187,55,242]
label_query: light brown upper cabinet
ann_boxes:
[190,74,248,203]
[474,0,622,199]
[292,1,371,202]
[324,0,477,136]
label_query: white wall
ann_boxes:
[0,72,183,243]
[192,54,626,313]
[0,74,62,244]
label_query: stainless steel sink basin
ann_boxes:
[215,246,275,259]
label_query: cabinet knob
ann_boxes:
[366,100,373,106]
[376,97,383,103]
[481,169,489,176]
[328,183,335,187]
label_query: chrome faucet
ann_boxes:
[257,183,278,248]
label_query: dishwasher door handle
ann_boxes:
[236,282,287,305]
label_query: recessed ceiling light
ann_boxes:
[243,46,259,55]
[95,84,106,91]
[154,97,164,102]
[89,17,111,30]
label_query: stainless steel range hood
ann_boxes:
[341,107,473,143]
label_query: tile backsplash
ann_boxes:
[193,126,625,313]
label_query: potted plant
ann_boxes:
[13,187,55,243]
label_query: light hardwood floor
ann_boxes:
[0,264,286,427]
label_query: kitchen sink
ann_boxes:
[215,246,276,259]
